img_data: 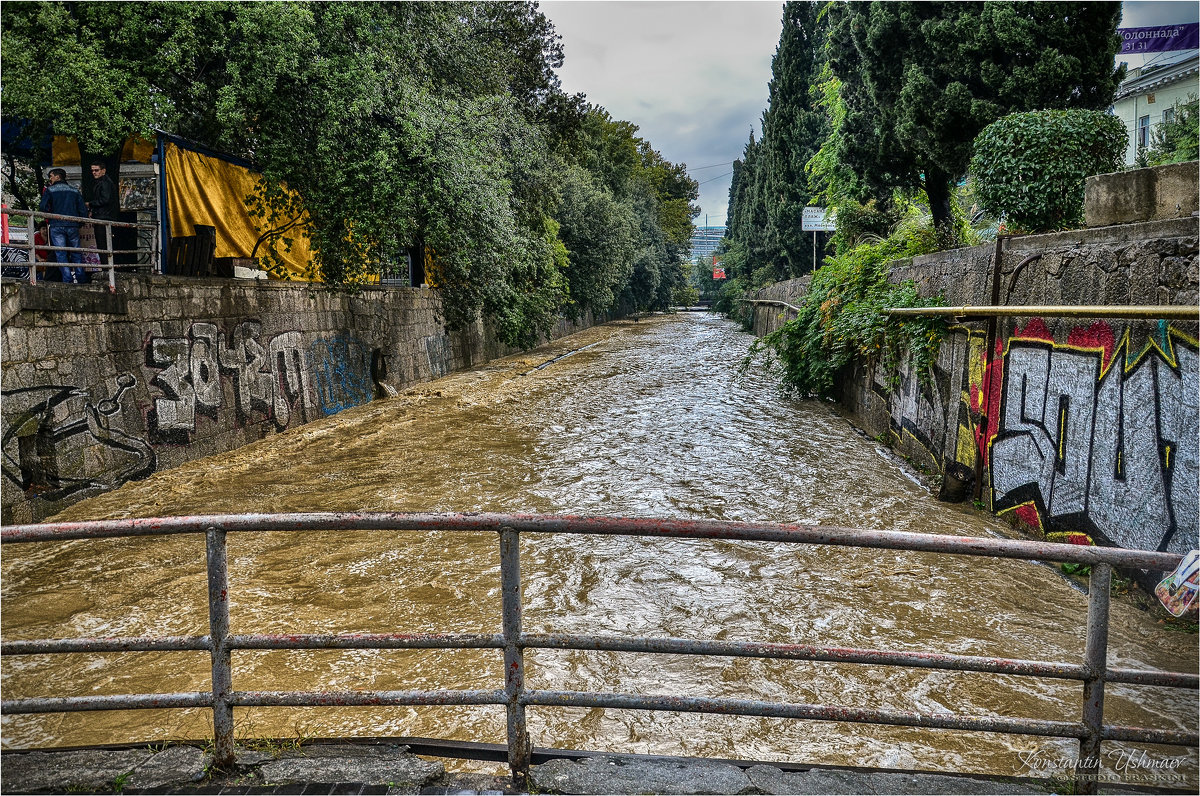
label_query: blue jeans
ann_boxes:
[49,225,86,283]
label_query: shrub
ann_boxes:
[970,109,1126,232]
[745,220,946,397]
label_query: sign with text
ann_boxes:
[712,267,726,280]
[801,206,836,232]
[1119,23,1199,54]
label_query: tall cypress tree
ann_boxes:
[761,1,829,278]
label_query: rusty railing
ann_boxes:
[0,208,161,290]
[1,513,1196,792]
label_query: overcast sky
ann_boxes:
[541,0,1199,230]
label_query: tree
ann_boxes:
[1144,97,1200,166]
[827,1,1124,236]
[760,1,829,277]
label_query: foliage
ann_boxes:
[723,2,830,285]
[826,1,1125,237]
[2,1,697,347]
[1144,97,1200,166]
[745,220,946,397]
[971,110,1127,232]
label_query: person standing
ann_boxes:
[88,160,118,265]
[39,168,88,283]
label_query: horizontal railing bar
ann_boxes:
[523,633,1093,681]
[1103,724,1200,746]
[1,208,157,229]
[1,513,1182,571]
[523,688,1088,740]
[886,305,1199,320]
[1107,668,1200,689]
[738,298,802,313]
[1,635,211,655]
[231,689,507,708]
[227,632,504,651]
[2,692,211,714]
[524,690,1198,747]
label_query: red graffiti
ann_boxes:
[1067,321,1116,373]
[1012,504,1042,533]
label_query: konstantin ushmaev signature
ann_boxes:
[1015,747,1192,785]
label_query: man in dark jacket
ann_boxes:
[39,168,89,283]
[88,161,118,265]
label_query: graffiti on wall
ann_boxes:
[146,321,376,442]
[989,319,1198,555]
[1,374,156,500]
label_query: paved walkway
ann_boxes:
[0,740,1173,795]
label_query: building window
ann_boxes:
[1163,107,1175,125]
[1138,115,1150,148]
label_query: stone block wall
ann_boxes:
[749,217,1199,558]
[1,275,597,523]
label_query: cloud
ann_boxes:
[543,0,785,225]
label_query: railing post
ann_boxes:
[1077,562,1111,794]
[27,214,36,285]
[206,526,236,770]
[499,526,531,784]
[106,220,116,292]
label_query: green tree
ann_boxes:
[760,1,829,278]
[1144,97,1200,166]
[827,1,1124,237]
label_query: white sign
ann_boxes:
[801,206,836,232]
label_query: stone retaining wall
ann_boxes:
[1,275,598,523]
[749,216,1198,557]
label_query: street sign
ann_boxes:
[712,268,726,280]
[802,206,836,232]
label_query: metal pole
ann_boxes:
[886,305,1200,320]
[499,526,530,784]
[1077,562,1111,795]
[105,220,115,291]
[27,214,37,285]
[206,526,236,770]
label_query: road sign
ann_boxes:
[712,268,726,280]
[801,206,836,232]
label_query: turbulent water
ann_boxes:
[2,313,1196,784]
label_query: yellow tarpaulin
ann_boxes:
[163,141,314,279]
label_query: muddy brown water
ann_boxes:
[2,313,1196,784]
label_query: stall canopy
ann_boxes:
[159,133,314,279]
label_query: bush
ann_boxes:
[970,109,1126,232]
[746,220,946,397]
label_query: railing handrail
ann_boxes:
[1,512,1195,793]
[1,207,159,230]
[2,511,1183,570]
[1,207,161,288]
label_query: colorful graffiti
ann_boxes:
[989,320,1198,555]
[146,321,377,442]
[1,374,156,500]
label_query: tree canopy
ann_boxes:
[826,1,1124,233]
[2,1,697,346]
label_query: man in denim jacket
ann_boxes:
[39,168,89,283]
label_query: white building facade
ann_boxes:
[1111,54,1199,166]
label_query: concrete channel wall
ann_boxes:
[0,276,599,523]
[747,165,1199,558]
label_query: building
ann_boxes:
[689,226,724,262]
[1112,53,1199,166]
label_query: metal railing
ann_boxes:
[2,512,1196,792]
[0,208,161,291]
[885,305,1200,320]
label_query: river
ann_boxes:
[2,312,1196,784]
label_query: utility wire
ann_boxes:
[697,170,734,185]
[687,161,735,172]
